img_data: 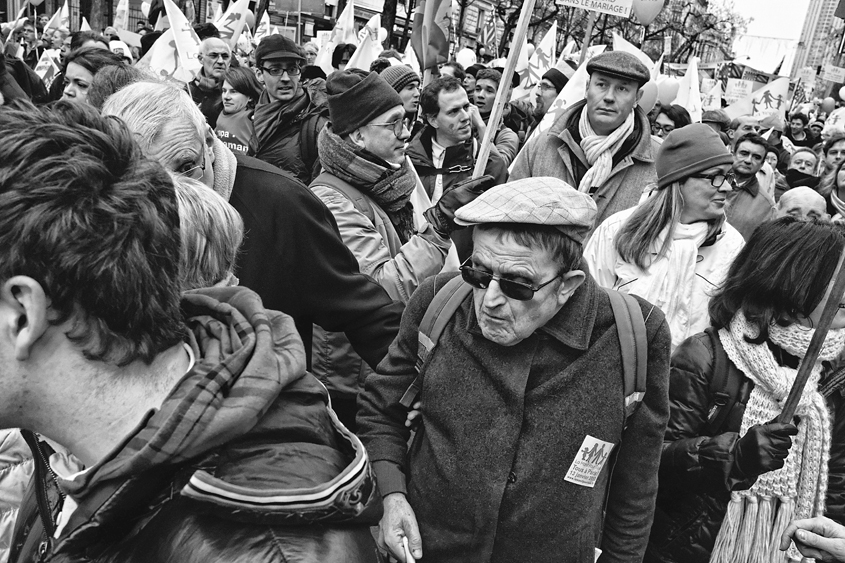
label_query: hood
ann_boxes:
[57,286,306,498]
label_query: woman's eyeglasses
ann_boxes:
[690,172,734,188]
[460,258,560,301]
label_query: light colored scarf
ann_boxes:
[832,189,845,219]
[577,107,635,193]
[623,220,709,349]
[211,136,238,201]
[710,311,845,563]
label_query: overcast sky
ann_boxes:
[730,0,811,40]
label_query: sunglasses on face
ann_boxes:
[460,258,560,301]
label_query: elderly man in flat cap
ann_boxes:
[358,177,671,563]
[510,51,659,236]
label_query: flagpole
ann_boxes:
[578,10,597,67]
[472,0,536,178]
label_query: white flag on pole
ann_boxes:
[214,0,250,48]
[347,14,381,71]
[162,0,202,79]
[724,77,790,120]
[254,9,271,43]
[113,0,129,30]
[80,16,91,31]
[675,56,702,123]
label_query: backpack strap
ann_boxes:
[399,276,472,408]
[705,326,743,436]
[310,172,376,224]
[605,290,648,427]
[300,110,328,179]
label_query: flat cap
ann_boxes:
[454,177,597,244]
[255,35,304,64]
[701,109,731,131]
[586,51,650,86]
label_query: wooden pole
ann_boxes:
[778,245,845,423]
[471,0,536,178]
[578,9,596,66]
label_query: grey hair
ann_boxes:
[200,37,231,55]
[101,81,207,153]
[172,175,244,290]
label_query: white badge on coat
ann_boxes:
[564,435,615,488]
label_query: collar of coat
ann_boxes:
[465,268,600,351]
[548,100,656,167]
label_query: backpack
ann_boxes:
[310,172,376,224]
[399,276,650,427]
[299,81,329,180]
[704,327,746,436]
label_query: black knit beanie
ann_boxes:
[326,69,404,136]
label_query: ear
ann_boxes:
[556,269,586,307]
[636,88,644,103]
[349,127,367,149]
[1,276,49,361]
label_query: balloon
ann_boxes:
[456,47,476,69]
[632,0,666,26]
[638,81,658,113]
[657,77,679,105]
[823,96,836,114]
[378,27,388,43]
[478,47,486,57]
[245,9,255,30]
[525,43,535,59]
[839,86,845,100]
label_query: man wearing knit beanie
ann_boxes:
[380,64,422,137]
[511,50,659,238]
[308,69,494,431]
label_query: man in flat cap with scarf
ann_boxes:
[510,51,660,237]
[358,177,671,563]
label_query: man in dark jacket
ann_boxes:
[358,177,672,563]
[102,77,403,373]
[187,37,231,128]
[250,34,329,185]
[0,100,380,562]
[407,75,509,260]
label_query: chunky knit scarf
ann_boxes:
[710,311,845,563]
[831,189,845,219]
[577,107,635,193]
[317,125,417,243]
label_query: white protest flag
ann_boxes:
[80,16,91,31]
[702,81,722,111]
[517,45,607,158]
[59,0,69,28]
[212,2,222,23]
[724,77,790,120]
[404,39,420,73]
[34,49,60,87]
[559,40,575,60]
[40,7,65,42]
[236,25,254,54]
[113,0,129,30]
[612,32,655,74]
[137,28,176,76]
[315,0,357,75]
[528,21,557,85]
[347,13,381,71]
[675,56,702,122]
[162,0,202,80]
[254,9,270,43]
[154,15,169,31]
[214,0,251,49]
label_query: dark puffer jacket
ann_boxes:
[645,332,845,563]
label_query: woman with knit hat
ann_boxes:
[645,217,845,563]
[585,123,745,350]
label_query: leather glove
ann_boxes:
[423,174,496,238]
[735,421,798,477]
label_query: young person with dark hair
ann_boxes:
[60,46,124,104]
[646,217,845,563]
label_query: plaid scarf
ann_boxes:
[57,287,305,496]
[318,124,417,243]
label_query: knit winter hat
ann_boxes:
[380,64,420,93]
[326,69,404,137]
[656,123,734,189]
[541,68,568,93]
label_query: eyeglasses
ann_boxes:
[652,123,675,135]
[538,82,557,91]
[203,52,231,61]
[460,258,560,301]
[367,117,408,138]
[177,148,207,180]
[689,172,734,188]
[260,64,301,77]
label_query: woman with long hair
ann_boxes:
[215,66,262,155]
[646,217,845,563]
[585,124,745,349]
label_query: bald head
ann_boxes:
[199,38,231,80]
[777,187,828,222]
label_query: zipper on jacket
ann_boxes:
[22,431,64,561]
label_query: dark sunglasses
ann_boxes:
[460,258,560,301]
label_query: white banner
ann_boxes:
[554,0,633,17]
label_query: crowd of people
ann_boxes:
[4,12,845,563]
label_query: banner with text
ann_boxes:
[553,0,633,18]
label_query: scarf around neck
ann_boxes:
[317,124,417,243]
[832,189,845,219]
[251,87,308,149]
[577,106,635,193]
[711,311,845,563]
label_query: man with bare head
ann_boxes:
[776,187,828,222]
[189,37,232,127]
